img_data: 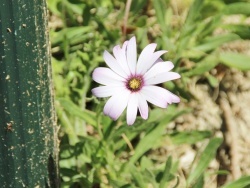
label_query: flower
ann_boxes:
[92,36,180,125]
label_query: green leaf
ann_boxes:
[187,137,223,186]
[135,15,147,27]
[193,34,240,52]
[153,0,167,33]
[47,0,62,16]
[129,108,189,164]
[198,15,222,39]
[140,156,153,170]
[56,107,79,145]
[200,1,225,18]
[220,53,250,70]
[221,176,250,188]
[206,74,219,88]
[192,173,204,188]
[185,0,205,26]
[131,0,148,14]
[223,24,250,39]
[144,169,157,187]
[159,156,173,188]
[170,131,212,145]
[57,98,97,126]
[183,55,219,77]
[223,2,250,16]
[51,26,93,46]
[68,0,85,4]
[130,164,147,187]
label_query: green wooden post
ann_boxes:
[0,1,59,187]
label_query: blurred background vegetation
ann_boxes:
[47,0,250,187]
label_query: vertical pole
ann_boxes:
[0,0,59,187]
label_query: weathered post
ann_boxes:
[0,0,59,187]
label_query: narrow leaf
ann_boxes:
[153,0,167,33]
[159,156,172,188]
[223,2,250,16]
[57,98,97,126]
[129,108,188,164]
[223,24,250,39]
[130,164,146,187]
[187,137,223,186]
[192,173,204,188]
[51,26,92,46]
[220,53,250,70]
[221,176,250,188]
[193,34,240,52]
[170,131,212,145]
[183,55,219,77]
[185,0,205,26]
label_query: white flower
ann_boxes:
[92,36,180,125]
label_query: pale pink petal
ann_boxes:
[144,61,174,80]
[154,58,164,64]
[126,93,138,125]
[122,41,128,51]
[145,72,180,85]
[126,36,137,75]
[103,50,127,78]
[136,43,157,74]
[92,67,125,86]
[141,86,180,108]
[104,89,130,120]
[92,86,124,98]
[140,50,167,74]
[113,45,130,76]
[167,91,180,103]
[138,93,148,119]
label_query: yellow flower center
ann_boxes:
[127,77,143,92]
[129,78,140,89]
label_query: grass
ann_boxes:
[47,0,250,187]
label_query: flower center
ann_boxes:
[127,76,143,92]
[129,78,140,89]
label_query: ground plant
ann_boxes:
[47,0,250,187]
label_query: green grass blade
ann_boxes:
[130,164,147,187]
[183,55,219,77]
[51,26,93,46]
[152,0,168,33]
[56,106,79,145]
[187,137,223,186]
[221,176,250,188]
[159,156,172,188]
[185,0,205,26]
[129,108,189,164]
[170,131,212,145]
[193,34,240,52]
[57,98,97,126]
[220,53,250,71]
[198,15,222,39]
[222,24,250,39]
[192,173,204,188]
[223,2,250,16]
